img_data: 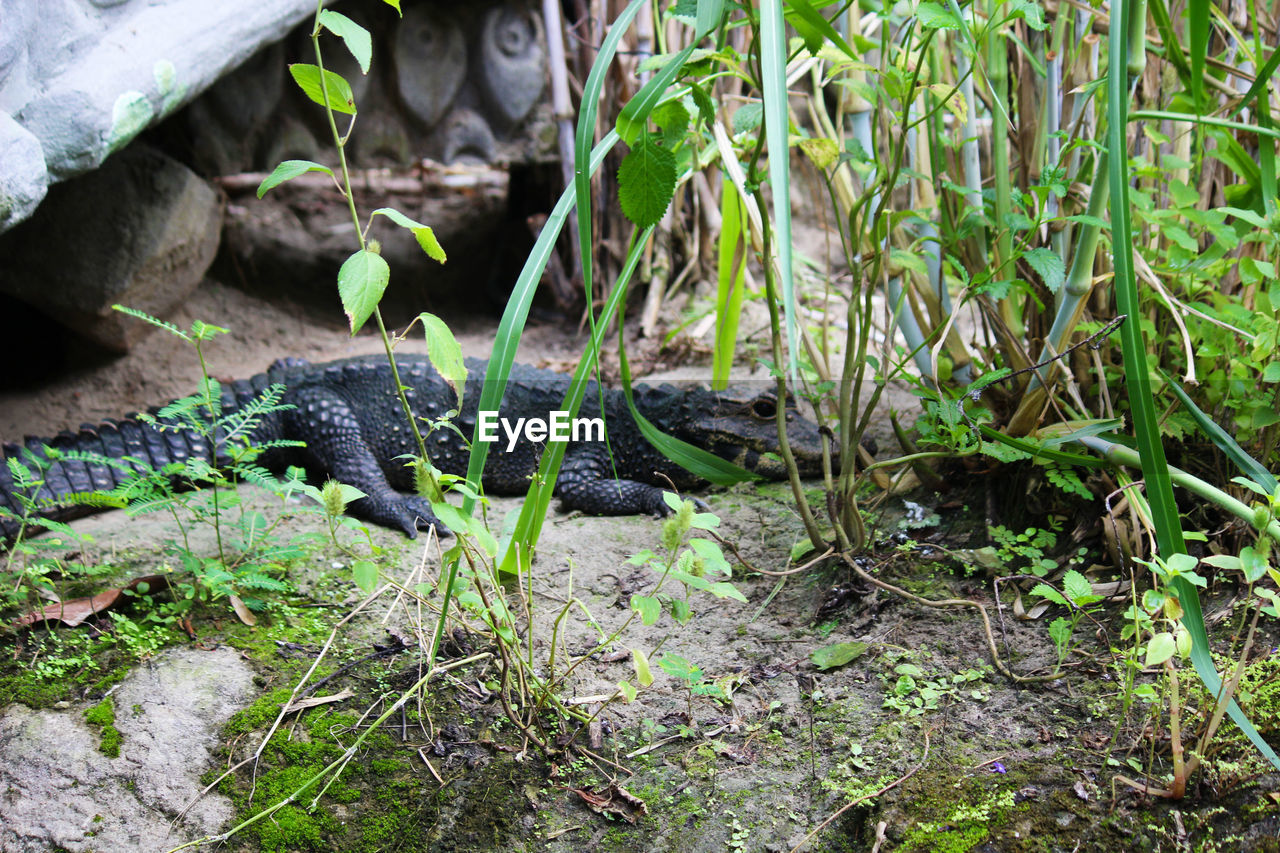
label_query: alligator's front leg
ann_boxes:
[285,388,439,537]
[555,446,679,516]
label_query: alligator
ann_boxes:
[0,355,827,540]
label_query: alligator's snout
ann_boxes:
[694,389,830,479]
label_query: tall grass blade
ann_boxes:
[1162,374,1278,491]
[1188,0,1209,109]
[713,179,748,390]
[760,0,796,378]
[462,134,619,514]
[497,226,654,576]
[1108,0,1280,770]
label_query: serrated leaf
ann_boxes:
[1030,583,1068,607]
[1023,247,1066,292]
[257,159,334,198]
[337,249,389,334]
[633,648,654,686]
[353,560,378,595]
[417,312,466,408]
[811,641,869,670]
[631,594,662,626]
[1062,569,1092,603]
[653,100,690,146]
[688,82,716,125]
[289,63,356,115]
[372,207,446,262]
[618,134,676,229]
[732,102,763,134]
[1145,632,1177,667]
[319,10,372,74]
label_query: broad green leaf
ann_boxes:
[618,680,638,702]
[618,133,676,229]
[1239,546,1270,583]
[631,594,662,626]
[670,598,692,625]
[1145,632,1177,667]
[633,647,654,686]
[319,10,372,74]
[257,159,334,198]
[430,501,471,537]
[707,580,747,602]
[658,653,701,684]
[372,207,446,262]
[1008,0,1047,31]
[688,538,731,576]
[417,312,466,409]
[785,0,859,59]
[915,1,959,29]
[289,63,356,115]
[353,560,378,595]
[653,100,690,146]
[1023,247,1066,292]
[337,249,389,334]
[811,641,869,670]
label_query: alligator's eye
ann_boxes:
[750,397,778,419]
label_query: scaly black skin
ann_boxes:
[0,356,826,539]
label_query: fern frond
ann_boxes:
[111,304,191,341]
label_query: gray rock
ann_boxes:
[0,645,256,853]
[0,0,316,233]
[0,111,47,230]
[0,143,222,352]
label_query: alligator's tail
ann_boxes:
[0,415,217,538]
[0,375,282,542]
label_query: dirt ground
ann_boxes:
[3,277,1280,852]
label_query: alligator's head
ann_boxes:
[645,385,828,480]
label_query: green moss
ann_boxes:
[84,697,121,758]
[223,687,294,736]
